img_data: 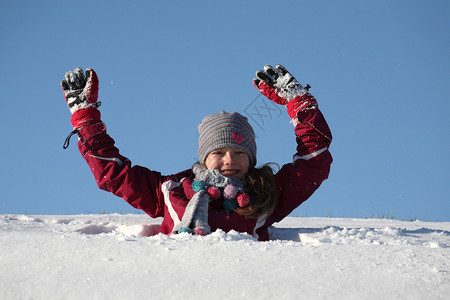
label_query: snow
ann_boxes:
[1,214,449,299]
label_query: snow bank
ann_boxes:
[1,214,449,299]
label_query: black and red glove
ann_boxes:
[61,67,101,130]
[253,65,317,123]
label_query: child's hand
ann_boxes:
[253,65,317,121]
[61,67,100,114]
[253,64,308,105]
[61,67,102,131]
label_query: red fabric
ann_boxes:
[286,93,318,119]
[76,108,332,241]
[181,178,196,199]
[71,107,101,129]
[85,68,99,104]
[252,79,319,119]
[253,79,287,105]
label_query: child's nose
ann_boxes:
[223,151,236,164]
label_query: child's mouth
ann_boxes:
[221,169,239,177]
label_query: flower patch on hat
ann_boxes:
[231,132,245,144]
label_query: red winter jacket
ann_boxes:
[76,108,332,241]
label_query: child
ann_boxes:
[61,64,332,241]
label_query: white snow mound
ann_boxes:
[1,214,449,299]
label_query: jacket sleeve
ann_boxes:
[271,106,333,222]
[75,121,166,218]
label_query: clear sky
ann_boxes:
[1,0,449,221]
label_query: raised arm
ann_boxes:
[60,67,165,217]
[253,64,332,222]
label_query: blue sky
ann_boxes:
[1,0,449,221]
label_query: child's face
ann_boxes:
[204,147,249,180]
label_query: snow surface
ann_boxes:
[1,214,449,299]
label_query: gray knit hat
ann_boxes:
[198,111,257,166]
